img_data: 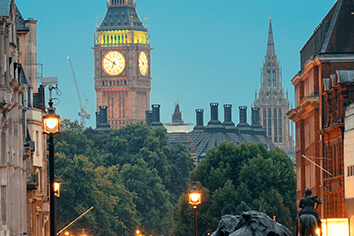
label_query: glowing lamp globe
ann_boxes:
[43,108,60,134]
[188,185,202,206]
[54,179,61,197]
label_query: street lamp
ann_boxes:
[43,101,60,236]
[54,178,61,197]
[188,185,202,236]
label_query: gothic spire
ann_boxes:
[266,16,275,57]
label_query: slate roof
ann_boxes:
[300,0,354,69]
[323,78,330,91]
[336,70,354,83]
[16,7,28,32]
[322,70,354,91]
[97,5,146,32]
[0,0,10,17]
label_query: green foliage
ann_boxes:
[173,142,296,235]
[55,120,194,236]
[120,159,172,235]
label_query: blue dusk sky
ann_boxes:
[16,0,335,128]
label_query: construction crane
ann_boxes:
[67,57,90,126]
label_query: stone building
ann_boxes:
[94,0,151,129]
[321,70,354,218]
[0,1,49,235]
[344,103,354,236]
[254,18,294,159]
[287,0,354,219]
[163,103,194,133]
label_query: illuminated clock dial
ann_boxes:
[102,51,125,76]
[139,51,148,76]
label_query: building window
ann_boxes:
[348,166,354,177]
[272,71,276,86]
[263,110,266,128]
[274,137,277,142]
[267,71,271,86]
[268,108,271,136]
[279,137,282,143]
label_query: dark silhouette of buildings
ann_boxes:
[148,103,274,164]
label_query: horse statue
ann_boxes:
[297,188,322,236]
[211,210,293,236]
[298,214,318,236]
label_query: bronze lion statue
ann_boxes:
[212,210,293,236]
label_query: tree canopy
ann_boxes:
[55,120,194,236]
[173,142,296,235]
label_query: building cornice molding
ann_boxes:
[315,54,354,63]
[287,96,319,122]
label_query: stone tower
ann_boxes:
[254,18,295,158]
[94,0,151,129]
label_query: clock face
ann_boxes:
[102,51,125,76]
[139,51,148,76]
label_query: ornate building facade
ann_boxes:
[254,19,294,158]
[0,1,49,235]
[287,0,354,220]
[94,0,151,129]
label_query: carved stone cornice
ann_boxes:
[287,96,319,122]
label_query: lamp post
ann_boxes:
[188,185,202,236]
[43,100,60,236]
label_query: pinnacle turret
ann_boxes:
[266,18,275,57]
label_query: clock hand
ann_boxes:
[105,58,115,64]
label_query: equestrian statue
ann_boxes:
[297,188,322,236]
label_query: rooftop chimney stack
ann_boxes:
[210,103,219,121]
[224,104,232,122]
[239,106,247,124]
[96,106,111,131]
[223,104,235,126]
[207,102,222,126]
[193,109,205,130]
[145,110,152,126]
[251,107,260,125]
[151,104,163,127]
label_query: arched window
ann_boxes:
[268,108,272,136]
[267,71,271,86]
[263,110,267,129]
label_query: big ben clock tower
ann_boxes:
[94,0,151,129]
